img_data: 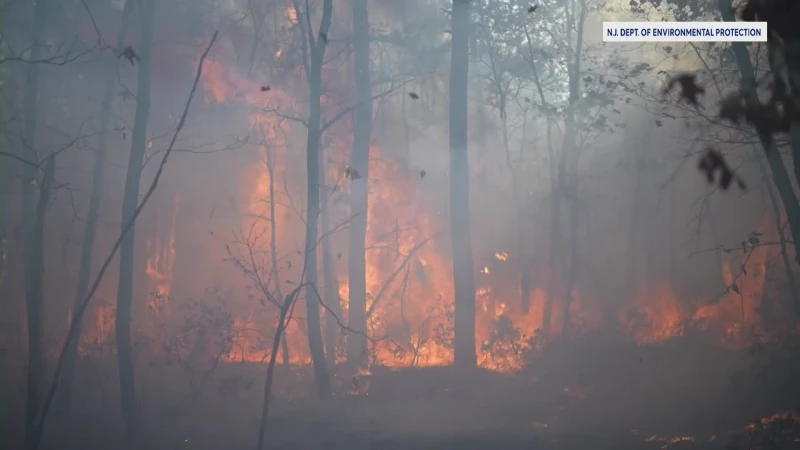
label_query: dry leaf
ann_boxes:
[118,45,139,66]
[664,73,705,107]
[345,167,362,180]
[697,148,746,191]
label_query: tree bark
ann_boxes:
[346,0,371,367]
[61,0,135,409]
[21,2,47,448]
[320,141,343,367]
[449,0,477,368]
[555,0,586,336]
[24,156,55,450]
[302,0,333,399]
[116,0,156,433]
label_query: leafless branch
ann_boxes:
[30,31,219,449]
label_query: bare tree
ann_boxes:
[262,125,291,365]
[346,0,372,368]
[20,1,49,447]
[60,0,135,410]
[26,30,219,450]
[449,0,477,368]
[115,0,156,432]
[292,0,334,398]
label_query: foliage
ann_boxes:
[641,0,800,191]
[149,290,240,399]
[479,315,527,370]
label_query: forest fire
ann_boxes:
[137,52,781,371]
[7,0,800,449]
[64,48,789,372]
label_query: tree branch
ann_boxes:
[29,31,219,450]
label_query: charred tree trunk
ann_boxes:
[346,0,372,367]
[116,0,156,432]
[61,0,134,409]
[21,2,47,448]
[449,0,477,368]
[302,0,333,399]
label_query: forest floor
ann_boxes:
[4,334,800,449]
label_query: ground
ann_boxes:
[4,333,800,449]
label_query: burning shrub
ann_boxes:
[479,315,528,372]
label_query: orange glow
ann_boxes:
[77,45,790,372]
[145,195,179,300]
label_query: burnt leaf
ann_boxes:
[664,73,705,107]
[118,45,139,66]
[697,148,746,191]
[345,167,362,180]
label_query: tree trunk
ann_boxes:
[449,0,477,368]
[756,151,800,321]
[346,0,372,367]
[21,2,47,448]
[561,195,579,337]
[303,0,333,399]
[719,0,800,269]
[320,145,342,367]
[498,102,528,314]
[554,0,586,336]
[525,31,557,334]
[23,156,55,450]
[116,0,156,433]
[256,289,296,450]
[61,0,134,410]
[263,133,290,365]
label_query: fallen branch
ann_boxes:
[28,31,219,450]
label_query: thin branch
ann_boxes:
[29,31,219,450]
[366,237,433,319]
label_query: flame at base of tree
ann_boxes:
[69,47,796,373]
